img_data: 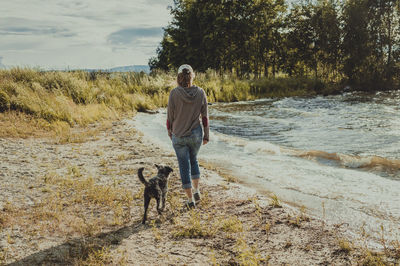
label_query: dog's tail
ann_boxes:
[138,167,148,186]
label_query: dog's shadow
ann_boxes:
[9,221,149,265]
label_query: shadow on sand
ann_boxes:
[9,221,147,265]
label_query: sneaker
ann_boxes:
[185,201,196,210]
[193,191,201,203]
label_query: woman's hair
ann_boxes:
[177,68,193,88]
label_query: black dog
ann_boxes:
[138,165,173,224]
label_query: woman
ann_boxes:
[167,64,209,209]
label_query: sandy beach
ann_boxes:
[0,116,395,265]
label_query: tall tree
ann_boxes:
[150,0,400,90]
[342,0,400,89]
[150,0,286,77]
[284,2,317,76]
[312,0,342,81]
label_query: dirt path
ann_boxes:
[0,117,391,265]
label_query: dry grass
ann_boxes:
[269,193,281,208]
[0,68,169,139]
[150,220,163,241]
[172,206,247,241]
[234,235,267,265]
[0,248,8,265]
[0,111,112,142]
[172,210,218,239]
[166,191,182,219]
[219,216,243,234]
[358,250,386,266]
[354,222,400,265]
[0,111,53,138]
[250,197,263,221]
[53,121,112,144]
[337,238,353,254]
[0,68,326,139]
[74,246,113,266]
[287,206,310,228]
[208,250,219,265]
[169,199,269,265]
[1,167,133,240]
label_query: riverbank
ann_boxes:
[0,68,337,139]
[1,117,397,265]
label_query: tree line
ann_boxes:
[149,0,400,91]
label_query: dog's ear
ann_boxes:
[155,164,160,169]
[165,166,173,173]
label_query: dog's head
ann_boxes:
[155,164,173,178]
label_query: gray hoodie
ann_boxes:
[167,85,209,140]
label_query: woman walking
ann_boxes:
[167,64,209,209]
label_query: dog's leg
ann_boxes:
[156,196,162,215]
[161,192,167,211]
[142,194,151,224]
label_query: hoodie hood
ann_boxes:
[175,86,200,103]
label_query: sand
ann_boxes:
[0,117,394,265]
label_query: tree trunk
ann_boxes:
[264,60,269,78]
[272,52,276,78]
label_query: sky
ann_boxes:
[0,0,173,69]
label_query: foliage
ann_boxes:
[151,0,400,91]
[342,0,400,90]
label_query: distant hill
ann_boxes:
[78,65,150,73]
[0,63,150,73]
[108,65,150,73]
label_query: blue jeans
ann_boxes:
[172,126,203,189]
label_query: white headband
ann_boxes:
[178,64,194,74]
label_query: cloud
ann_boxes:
[57,1,89,10]
[0,17,75,37]
[0,40,42,51]
[107,27,163,45]
[147,0,173,6]
[0,0,172,68]
[0,26,73,37]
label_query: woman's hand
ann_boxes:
[203,139,208,145]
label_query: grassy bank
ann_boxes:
[0,68,335,138]
[0,68,173,138]
[0,68,172,123]
[196,70,334,102]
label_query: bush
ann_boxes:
[0,90,10,112]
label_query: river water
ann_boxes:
[130,90,400,243]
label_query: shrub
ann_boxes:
[0,90,10,111]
